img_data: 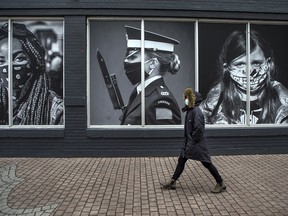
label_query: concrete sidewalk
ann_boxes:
[0,154,287,216]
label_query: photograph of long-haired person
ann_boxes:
[199,23,288,124]
[0,21,63,125]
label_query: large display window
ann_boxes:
[88,19,288,128]
[0,19,64,127]
[199,22,288,125]
[88,19,195,126]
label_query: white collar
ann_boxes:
[136,75,161,94]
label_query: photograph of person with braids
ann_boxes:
[0,21,63,125]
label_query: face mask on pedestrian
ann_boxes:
[184,98,189,106]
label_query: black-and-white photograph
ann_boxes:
[0,20,64,125]
[89,20,195,125]
[0,20,8,125]
[199,23,288,125]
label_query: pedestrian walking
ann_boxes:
[161,87,226,193]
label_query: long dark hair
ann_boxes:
[210,30,280,124]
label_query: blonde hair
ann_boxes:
[184,88,196,108]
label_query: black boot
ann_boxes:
[160,179,176,189]
[211,181,227,193]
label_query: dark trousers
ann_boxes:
[172,156,223,183]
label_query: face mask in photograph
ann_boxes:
[0,64,32,96]
[13,64,32,93]
[229,63,269,94]
[124,59,154,85]
[0,65,8,88]
[124,62,148,85]
[228,45,270,94]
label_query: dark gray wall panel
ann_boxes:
[1,0,288,14]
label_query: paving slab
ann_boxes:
[0,155,287,216]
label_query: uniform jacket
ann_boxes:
[180,92,211,163]
[120,77,181,125]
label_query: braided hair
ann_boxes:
[0,23,53,125]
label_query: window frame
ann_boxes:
[0,18,65,128]
[87,17,288,130]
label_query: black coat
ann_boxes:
[180,92,211,163]
[121,77,181,125]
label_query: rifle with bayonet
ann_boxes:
[96,49,126,112]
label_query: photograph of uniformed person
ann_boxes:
[89,21,195,125]
[199,24,288,124]
[120,26,181,125]
[0,22,63,125]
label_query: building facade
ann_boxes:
[0,0,288,156]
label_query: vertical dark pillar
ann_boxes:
[64,16,87,147]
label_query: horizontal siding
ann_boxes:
[0,1,288,14]
[0,136,287,157]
